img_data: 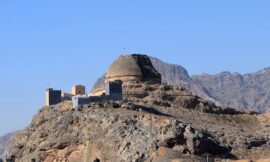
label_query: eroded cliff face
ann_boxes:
[9,83,270,161]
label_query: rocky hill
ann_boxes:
[8,82,270,161]
[93,56,270,112]
[0,131,17,160]
[7,54,270,161]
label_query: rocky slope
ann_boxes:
[9,83,270,161]
[0,131,17,159]
[93,56,270,112]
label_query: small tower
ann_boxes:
[105,80,123,100]
[45,88,62,106]
[71,85,86,95]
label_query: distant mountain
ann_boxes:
[92,56,270,112]
[149,57,220,105]
[192,68,270,113]
[0,131,17,159]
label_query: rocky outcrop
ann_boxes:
[0,131,17,159]
[8,104,231,161]
[132,54,162,83]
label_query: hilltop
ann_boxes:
[7,54,270,161]
[8,82,270,161]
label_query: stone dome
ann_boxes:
[105,54,161,83]
[106,55,142,82]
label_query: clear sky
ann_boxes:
[1,0,270,136]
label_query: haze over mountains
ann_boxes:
[93,56,270,113]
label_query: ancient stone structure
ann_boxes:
[105,54,161,84]
[44,85,87,106]
[72,81,123,108]
[91,54,162,97]
[71,85,85,95]
[105,80,123,101]
[45,88,61,106]
[61,92,73,101]
[105,80,122,97]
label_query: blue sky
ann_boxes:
[1,0,270,136]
